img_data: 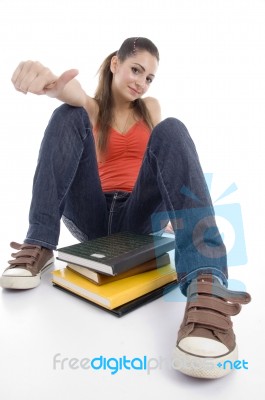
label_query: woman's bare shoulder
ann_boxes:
[142,96,161,126]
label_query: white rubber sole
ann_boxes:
[0,257,54,289]
[172,345,238,379]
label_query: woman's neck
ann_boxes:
[112,97,132,113]
[111,83,133,113]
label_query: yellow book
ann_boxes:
[52,264,177,310]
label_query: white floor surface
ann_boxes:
[1,1,264,399]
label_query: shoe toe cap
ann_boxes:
[3,268,33,277]
[178,337,229,357]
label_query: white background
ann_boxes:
[0,0,264,399]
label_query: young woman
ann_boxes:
[1,37,250,379]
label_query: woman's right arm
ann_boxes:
[11,60,98,125]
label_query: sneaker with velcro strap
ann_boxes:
[173,274,251,379]
[0,242,54,289]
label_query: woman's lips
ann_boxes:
[128,86,140,95]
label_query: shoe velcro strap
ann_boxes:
[11,248,41,260]
[186,309,232,331]
[8,257,37,266]
[188,281,251,304]
[10,242,22,250]
[188,295,241,316]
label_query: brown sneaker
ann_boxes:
[0,242,54,289]
[173,274,251,379]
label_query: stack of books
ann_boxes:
[52,232,177,316]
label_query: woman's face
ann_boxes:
[110,50,159,101]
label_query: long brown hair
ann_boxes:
[94,37,160,155]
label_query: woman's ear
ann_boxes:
[110,55,119,74]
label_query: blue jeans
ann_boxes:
[25,104,228,294]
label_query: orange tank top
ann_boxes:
[94,120,151,192]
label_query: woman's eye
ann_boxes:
[146,77,153,84]
[131,67,139,74]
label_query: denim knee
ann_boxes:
[49,104,91,141]
[151,117,195,151]
[51,103,84,119]
[159,117,187,132]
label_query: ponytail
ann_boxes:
[94,51,116,154]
